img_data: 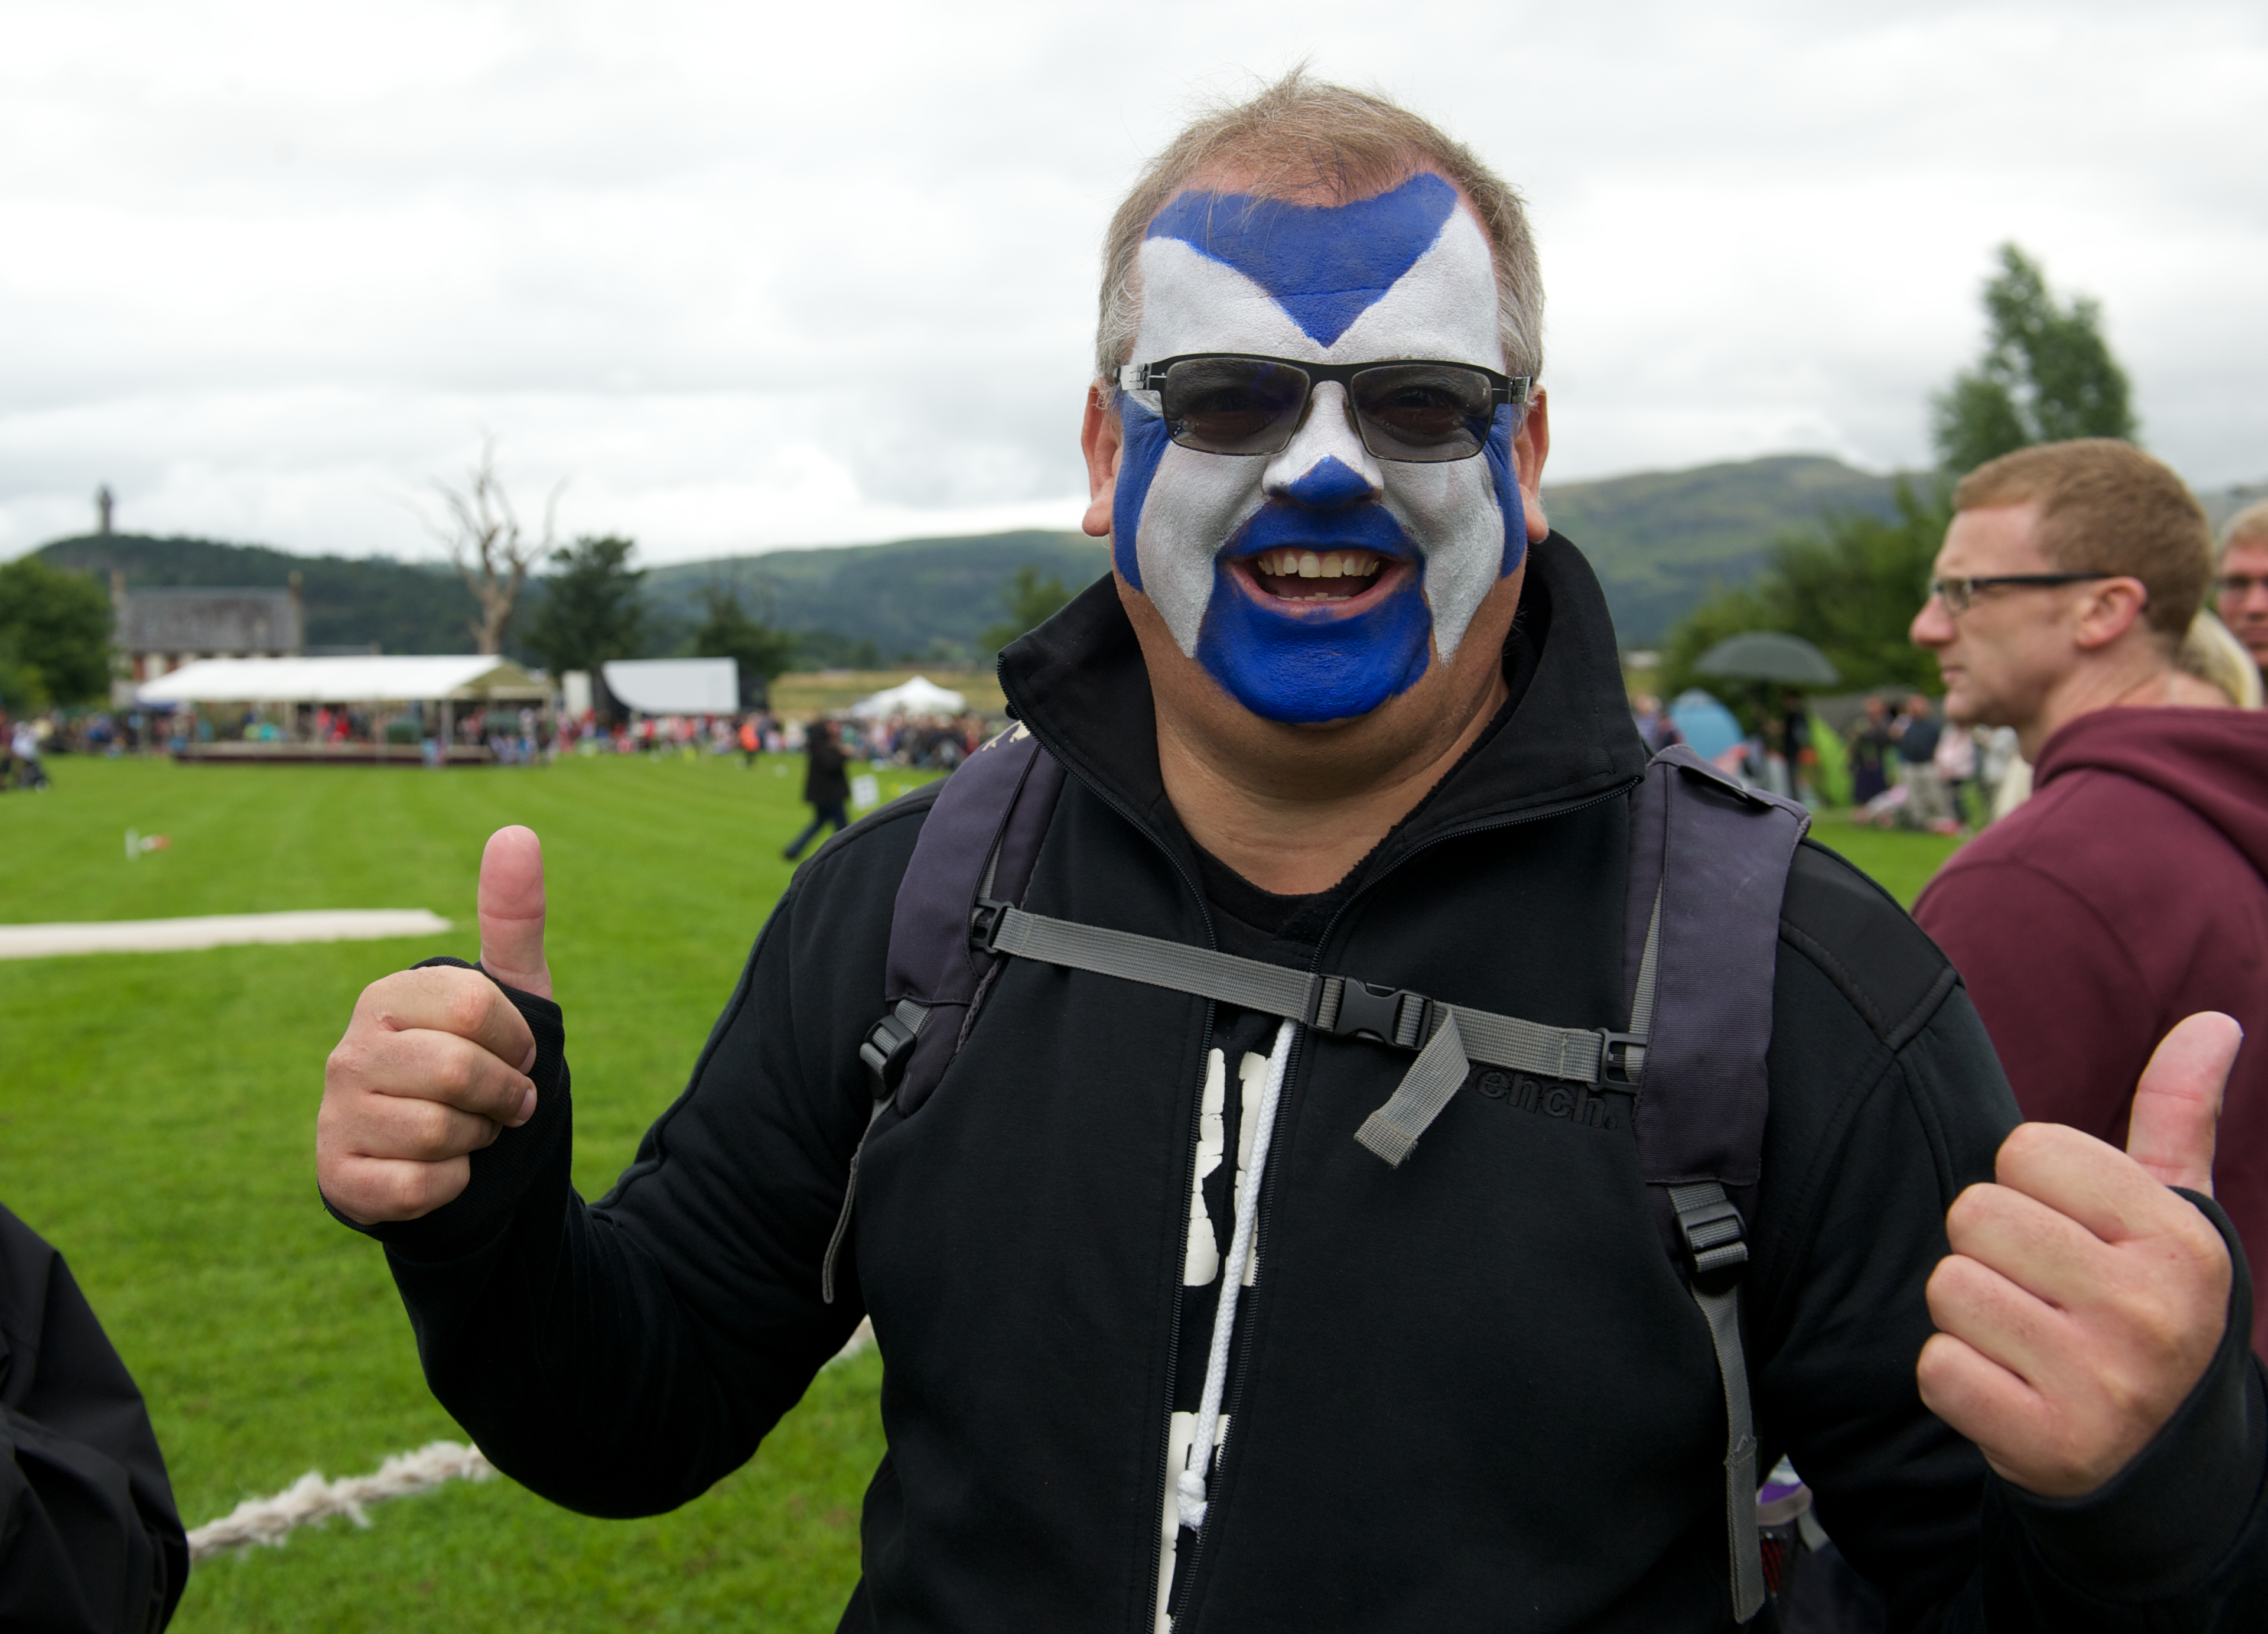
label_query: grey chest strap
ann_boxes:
[980,901,1646,1165]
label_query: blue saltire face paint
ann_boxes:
[1114,173,1527,724]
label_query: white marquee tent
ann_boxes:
[599,658,740,714]
[848,675,967,717]
[135,655,548,706]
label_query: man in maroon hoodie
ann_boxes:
[1911,438,2268,1353]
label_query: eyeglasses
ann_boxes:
[1928,573,2119,615]
[2217,574,2268,599]
[1117,353,1531,463]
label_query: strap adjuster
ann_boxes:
[1674,1190,1750,1284]
[858,1010,922,1100]
[1319,978,1434,1051]
[1600,1031,1647,1087]
[968,897,1012,951]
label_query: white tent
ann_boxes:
[135,655,547,706]
[848,675,967,717]
[600,658,740,714]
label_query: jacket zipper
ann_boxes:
[1006,668,1642,1629]
[1163,775,1641,1623]
[1015,752,1224,1633]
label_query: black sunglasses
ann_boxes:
[1117,352,1531,464]
[1929,573,2120,615]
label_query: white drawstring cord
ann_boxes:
[1176,1019,1295,1533]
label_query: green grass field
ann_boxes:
[0,755,1960,1629]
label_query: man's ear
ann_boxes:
[1082,387,1121,540]
[1515,388,1550,543]
[2073,576,2153,651]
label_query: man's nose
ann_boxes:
[1262,382,1384,508]
[1910,593,1955,649]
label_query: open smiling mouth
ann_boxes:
[1239,547,1404,605]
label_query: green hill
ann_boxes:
[643,531,1111,665]
[1542,455,1904,642]
[36,534,480,657]
[38,457,2258,662]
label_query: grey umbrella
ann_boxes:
[1693,631,1841,686]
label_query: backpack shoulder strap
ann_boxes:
[1622,743,1810,1626]
[824,723,1065,1302]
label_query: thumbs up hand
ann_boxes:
[318,827,551,1225]
[1918,1013,2241,1497]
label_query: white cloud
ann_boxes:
[3,0,2263,563]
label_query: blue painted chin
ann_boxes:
[1196,502,1431,725]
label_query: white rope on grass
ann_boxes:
[187,1441,494,1561]
[188,1317,880,1561]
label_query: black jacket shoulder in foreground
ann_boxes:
[347,536,2268,1633]
[0,1202,188,1633]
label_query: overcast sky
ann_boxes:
[4,0,2262,566]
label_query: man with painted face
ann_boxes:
[318,77,2268,1630]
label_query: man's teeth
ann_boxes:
[1251,549,1387,581]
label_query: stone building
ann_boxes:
[111,571,305,701]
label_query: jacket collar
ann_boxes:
[997,531,1647,883]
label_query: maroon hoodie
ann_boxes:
[1915,706,2268,1353]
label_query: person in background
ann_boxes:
[783,717,851,860]
[11,714,50,791]
[1629,692,1682,754]
[1890,694,1948,829]
[1846,695,1893,807]
[2214,498,2268,675]
[738,713,762,768]
[1932,718,1979,830]
[1911,437,2268,1354]
[2180,608,2263,708]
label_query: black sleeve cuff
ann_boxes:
[321,956,572,1263]
[1995,1189,2267,1600]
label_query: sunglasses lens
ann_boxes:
[1352,365,1495,462]
[1159,359,1310,455]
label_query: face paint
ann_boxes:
[1117,173,1527,724]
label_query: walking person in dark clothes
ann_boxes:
[784,718,851,860]
[317,75,2268,1633]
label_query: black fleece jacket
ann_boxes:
[347,535,2268,1632]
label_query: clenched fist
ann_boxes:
[318,826,552,1224]
[1919,1011,2241,1497]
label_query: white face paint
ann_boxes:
[1120,193,1515,670]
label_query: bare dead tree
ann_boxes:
[425,438,564,655]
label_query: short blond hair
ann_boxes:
[1095,70,1543,384]
[2180,609,2264,707]
[2220,498,2268,560]
[1953,439,2211,641]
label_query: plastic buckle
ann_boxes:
[858,1011,920,1100]
[1600,1031,1647,1087]
[1329,980,1433,1051]
[1676,1194,1750,1283]
[968,898,1012,951]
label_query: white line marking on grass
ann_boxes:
[0,909,452,959]
[188,1320,881,1560]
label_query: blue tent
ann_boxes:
[1668,688,1744,762]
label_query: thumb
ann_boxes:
[2127,1011,2240,1197]
[477,825,551,1000]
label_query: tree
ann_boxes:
[689,579,801,696]
[0,557,114,710]
[521,535,649,677]
[982,565,1072,653]
[427,438,561,654]
[1931,243,2138,475]
[1659,480,1950,713]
